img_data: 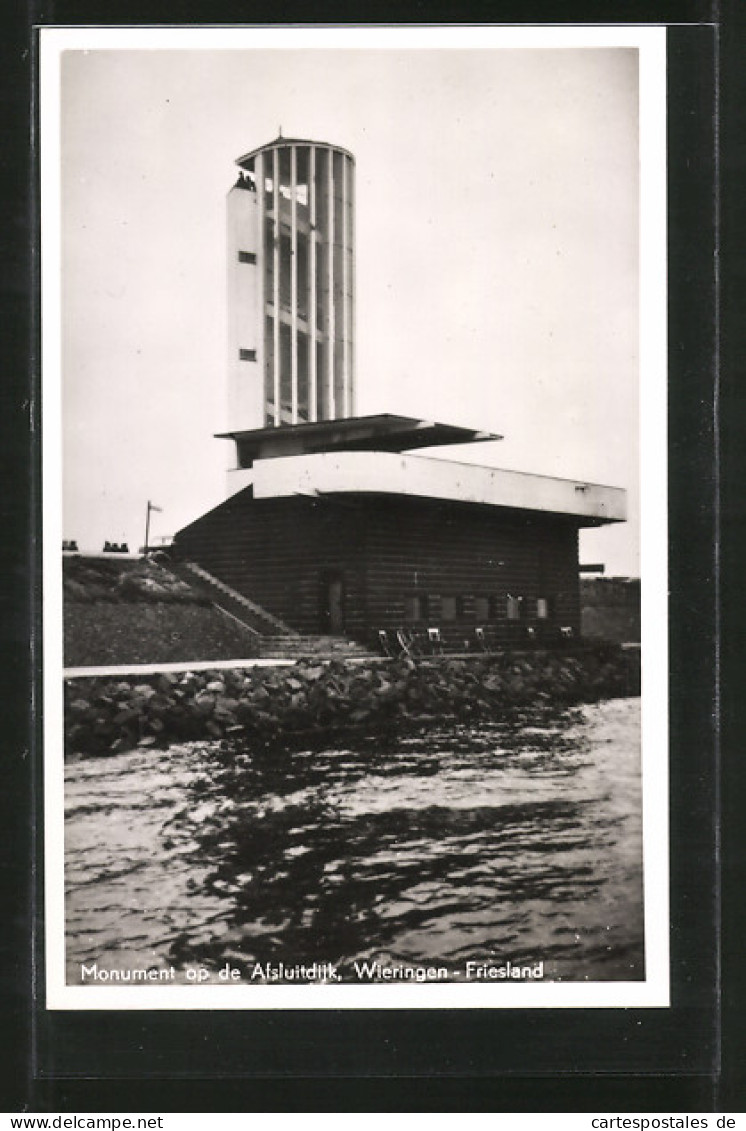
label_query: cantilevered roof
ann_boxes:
[216,414,502,463]
[244,451,627,527]
[236,136,355,167]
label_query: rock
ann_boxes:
[214,696,239,716]
[193,692,215,715]
[113,706,140,726]
[68,698,93,720]
[147,693,173,716]
[223,671,247,693]
[64,644,640,758]
[131,683,157,701]
[67,723,92,752]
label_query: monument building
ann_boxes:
[174,136,626,650]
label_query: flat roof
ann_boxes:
[236,136,356,167]
[216,414,502,461]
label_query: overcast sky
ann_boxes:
[58,42,641,573]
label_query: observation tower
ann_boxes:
[226,135,355,435]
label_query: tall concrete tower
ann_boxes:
[226,136,355,433]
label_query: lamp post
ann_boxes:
[144,501,162,554]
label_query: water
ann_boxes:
[65,697,643,984]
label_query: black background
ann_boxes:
[3,0,744,1113]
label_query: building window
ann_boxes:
[506,595,524,621]
[441,596,456,621]
[314,148,329,238]
[238,250,257,264]
[279,233,292,311]
[456,595,470,619]
[474,596,490,622]
[297,232,310,320]
[279,323,292,418]
[405,594,429,622]
[295,146,311,211]
[488,595,501,620]
[315,242,328,331]
[536,597,552,620]
[297,331,309,422]
[316,339,328,419]
[264,315,274,410]
[278,146,292,201]
[264,218,275,297]
[239,349,256,362]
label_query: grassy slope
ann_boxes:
[64,555,258,667]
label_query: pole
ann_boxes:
[144,501,151,555]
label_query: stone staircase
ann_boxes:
[158,558,376,661]
[157,559,298,638]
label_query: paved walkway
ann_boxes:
[63,655,393,679]
[63,648,568,680]
[63,658,297,678]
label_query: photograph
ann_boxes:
[41,26,668,1009]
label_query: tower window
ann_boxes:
[238,250,256,264]
[239,349,256,362]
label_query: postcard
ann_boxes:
[40,24,668,1011]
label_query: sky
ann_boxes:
[57,39,642,574]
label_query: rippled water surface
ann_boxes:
[65,698,643,983]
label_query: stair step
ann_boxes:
[258,634,375,660]
[169,560,298,637]
[155,560,374,657]
[260,652,377,661]
[261,636,366,646]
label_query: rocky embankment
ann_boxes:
[65,645,641,757]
